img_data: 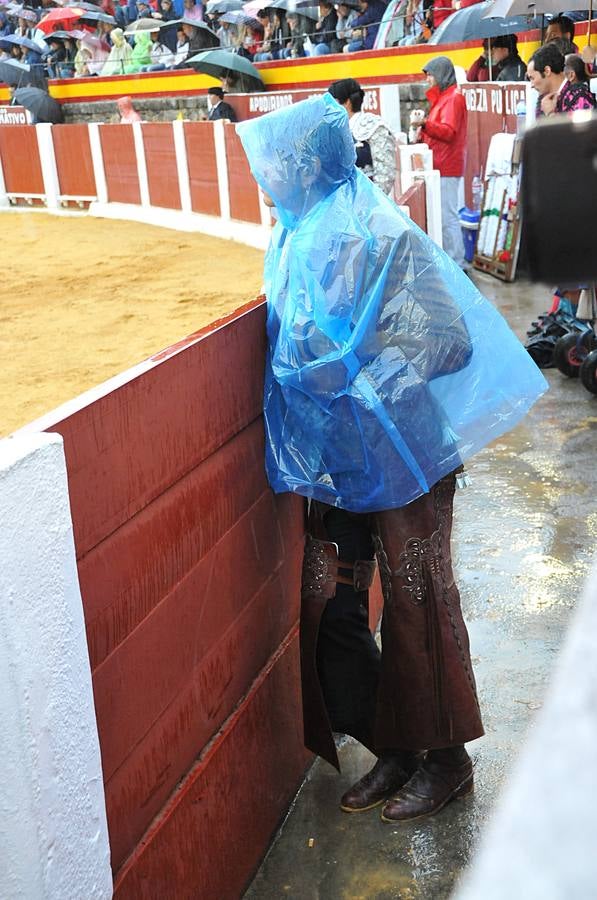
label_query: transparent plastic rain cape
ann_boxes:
[237,94,547,513]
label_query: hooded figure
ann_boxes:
[101,27,133,76]
[237,94,547,822]
[125,30,152,73]
[237,93,545,513]
[420,56,468,268]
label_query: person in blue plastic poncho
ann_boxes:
[237,94,547,823]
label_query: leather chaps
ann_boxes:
[299,471,484,771]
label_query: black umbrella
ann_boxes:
[13,86,64,123]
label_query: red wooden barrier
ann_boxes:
[52,123,97,199]
[0,124,44,195]
[141,122,181,210]
[224,124,261,224]
[99,122,141,205]
[399,180,427,233]
[30,299,312,896]
[184,121,221,216]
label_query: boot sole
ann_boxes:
[340,797,388,814]
[380,778,474,824]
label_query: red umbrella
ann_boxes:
[37,8,85,35]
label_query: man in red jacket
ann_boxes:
[420,56,468,269]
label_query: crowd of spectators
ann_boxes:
[0,0,595,85]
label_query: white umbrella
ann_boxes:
[482,0,594,45]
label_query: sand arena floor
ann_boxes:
[1,214,265,436]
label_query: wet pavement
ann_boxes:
[244,273,597,900]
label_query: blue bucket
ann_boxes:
[459,207,480,263]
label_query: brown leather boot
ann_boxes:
[381,747,473,823]
[340,751,420,813]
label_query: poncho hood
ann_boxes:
[237,93,356,230]
[235,94,547,513]
[423,56,457,91]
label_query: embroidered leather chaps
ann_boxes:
[299,472,484,771]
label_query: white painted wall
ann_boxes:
[0,432,112,900]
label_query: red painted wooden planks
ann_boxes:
[224,123,261,224]
[93,489,302,782]
[184,121,220,216]
[399,180,427,234]
[0,125,44,194]
[99,123,141,205]
[141,123,181,210]
[112,629,310,900]
[44,302,266,558]
[80,419,269,669]
[52,123,97,198]
[104,518,303,869]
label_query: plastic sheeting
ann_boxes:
[237,93,548,513]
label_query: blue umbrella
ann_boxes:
[429,0,541,42]
[1,33,47,53]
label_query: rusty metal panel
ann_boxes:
[224,123,261,224]
[0,125,44,194]
[141,122,181,210]
[99,123,141,205]
[184,121,221,216]
[52,123,96,198]
[112,630,310,900]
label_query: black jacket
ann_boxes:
[496,55,527,82]
[208,100,237,122]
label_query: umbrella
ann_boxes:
[37,7,85,34]
[79,31,110,50]
[0,58,31,86]
[186,47,264,83]
[1,33,47,53]
[429,0,540,43]
[45,30,78,40]
[17,8,37,22]
[206,0,245,10]
[265,0,319,14]
[124,16,161,33]
[482,0,594,45]
[220,10,262,27]
[483,0,580,14]
[78,11,116,24]
[14,86,64,123]
[66,1,102,8]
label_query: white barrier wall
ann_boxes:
[0,433,112,900]
[454,559,597,900]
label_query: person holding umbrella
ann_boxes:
[419,55,468,269]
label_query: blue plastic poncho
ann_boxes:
[237,93,547,513]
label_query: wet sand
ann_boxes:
[1,214,264,435]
